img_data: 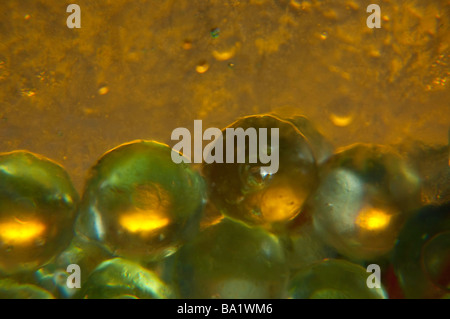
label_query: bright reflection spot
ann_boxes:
[356,207,391,231]
[329,113,353,127]
[120,211,170,233]
[212,47,236,61]
[260,185,304,223]
[0,219,45,244]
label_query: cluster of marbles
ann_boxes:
[0,113,448,299]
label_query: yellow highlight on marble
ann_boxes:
[330,113,353,127]
[356,208,392,231]
[0,219,45,244]
[120,211,170,233]
[260,185,304,223]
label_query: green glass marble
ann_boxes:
[0,151,79,275]
[76,257,173,299]
[0,278,54,299]
[288,259,387,299]
[76,140,206,261]
[394,202,450,298]
[35,235,111,298]
[311,144,421,260]
[172,218,288,298]
[203,114,318,229]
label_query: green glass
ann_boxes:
[76,258,173,299]
[0,151,79,275]
[288,259,387,299]
[282,214,337,271]
[311,144,421,260]
[35,235,111,298]
[0,279,54,299]
[76,140,207,261]
[203,114,318,229]
[172,218,288,298]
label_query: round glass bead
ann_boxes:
[288,259,387,299]
[76,140,207,261]
[311,144,421,260]
[172,218,288,298]
[203,114,318,229]
[0,151,79,275]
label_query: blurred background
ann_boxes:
[0,0,449,191]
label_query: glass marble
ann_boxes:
[288,259,387,299]
[0,279,54,299]
[311,144,421,260]
[75,257,173,299]
[0,151,79,275]
[172,218,288,299]
[35,235,111,298]
[393,202,450,298]
[76,140,207,261]
[202,114,318,229]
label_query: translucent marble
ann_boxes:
[0,278,54,299]
[311,144,421,260]
[35,235,111,298]
[288,259,387,299]
[172,218,288,298]
[76,258,173,299]
[203,114,318,229]
[76,140,207,261]
[394,202,450,298]
[0,151,79,275]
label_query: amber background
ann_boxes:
[0,0,449,191]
